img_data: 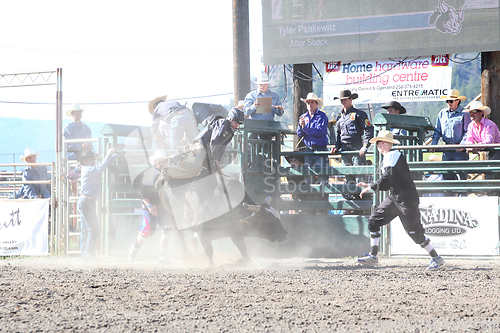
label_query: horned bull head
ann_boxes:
[240,195,288,243]
[428,0,466,35]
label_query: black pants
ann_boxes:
[368,197,426,245]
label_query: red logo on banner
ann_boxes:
[431,55,449,67]
[325,61,341,72]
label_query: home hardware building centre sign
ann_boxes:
[323,55,452,104]
[391,197,499,256]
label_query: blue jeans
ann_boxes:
[78,197,99,258]
[486,151,500,196]
[304,146,329,203]
[442,150,469,181]
[341,143,367,185]
[304,146,329,185]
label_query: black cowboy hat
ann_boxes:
[382,101,406,114]
[77,149,97,163]
[284,154,304,165]
[334,89,358,100]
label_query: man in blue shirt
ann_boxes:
[13,148,51,199]
[297,92,329,188]
[77,147,117,262]
[244,72,284,145]
[244,72,284,122]
[431,89,470,183]
[63,103,92,160]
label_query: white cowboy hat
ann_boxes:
[300,92,323,108]
[65,103,85,117]
[255,72,270,84]
[148,150,168,165]
[20,148,39,162]
[440,89,466,102]
[465,100,491,117]
[369,130,401,145]
[148,95,167,115]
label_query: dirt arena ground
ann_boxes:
[1,254,500,332]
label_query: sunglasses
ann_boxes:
[469,110,482,114]
[446,100,457,104]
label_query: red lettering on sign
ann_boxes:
[325,61,341,73]
[431,55,449,67]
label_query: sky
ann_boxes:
[0,1,264,127]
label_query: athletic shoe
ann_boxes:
[128,246,138,261]
[357,253,378,265]
[427,256,445,270]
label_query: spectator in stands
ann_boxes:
[77,147,117,262]
[463,101,500,154]
[128,150,175,264]
[12,148,51,199]
[331,90,374,200]
[243,72,284,122]
[244,72,284,142]
[63,103,92,160]
[297,92,329,214]
[382,101,409,136]
[298,92,329,184]
[430,89,470,184]
[463,101,500,189]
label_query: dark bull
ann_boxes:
[160,172,288,265]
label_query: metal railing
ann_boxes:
[0,162,56,254]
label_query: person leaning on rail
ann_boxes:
[381,101,409,136]
[430,89,470,187]
[11,148,51,199]
[63,103,92,161]
[463,101,500,194]
[243,72,284,142]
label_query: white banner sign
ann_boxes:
[324,55,452,105]
[391,197,499,256]
[0,199,49,256]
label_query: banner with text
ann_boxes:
[0,199,49,256]
[323,55,452,105]
[390,197,499,257]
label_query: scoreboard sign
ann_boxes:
[263,0,500,65]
